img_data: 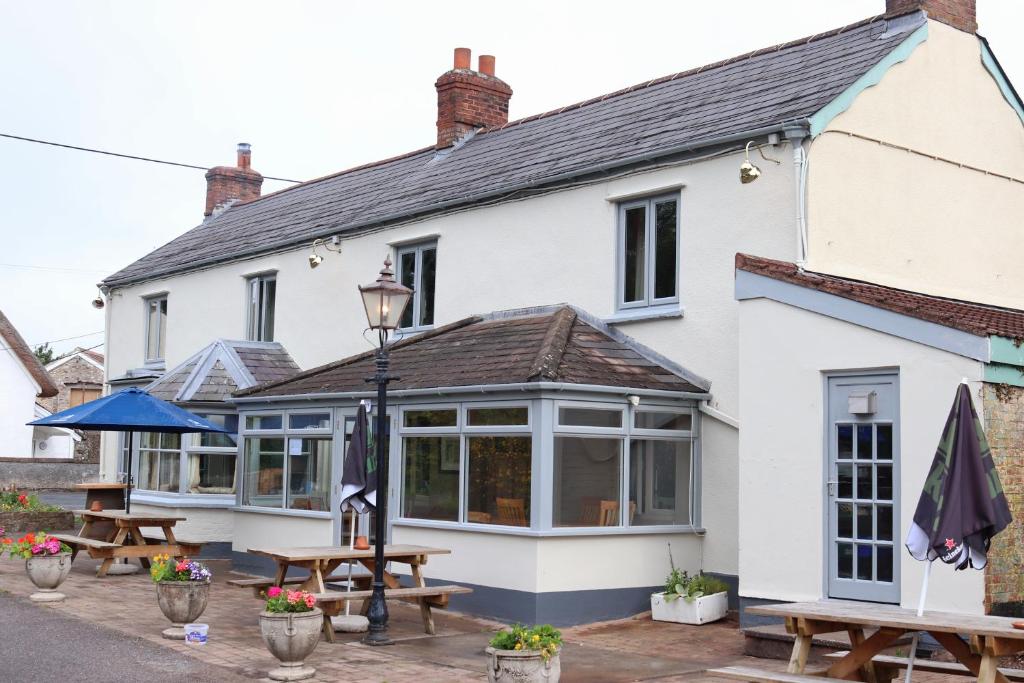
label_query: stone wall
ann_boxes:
[982,383,1024,616]
[0,510,75,533]
[0,459,99,490]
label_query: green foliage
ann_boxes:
[489,624,562,660]
[33,343,54,365]
[662,569,728,603]
[262,587,316,613]
[0,488,62,512]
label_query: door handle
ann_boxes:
[826,480,838,497]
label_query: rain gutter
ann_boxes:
[105,123,807,289]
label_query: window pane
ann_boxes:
[877,465,893,501]
[419,247,436,327]
[399,250,416,329]
[287,438,331,511]
[877,505,893,541]
[634,411,691,431]
[262,278,276,342]
[837,464,853,499]
[629,439,690,526]
[160,433,181,450]
[403,409,457,428]
[187,452,236,494]
[837,425,852,459]
[857,465,872,499]
[653,200,677,300]
[140,432,160,449]
[157,299,167,358]
[402,436,459,521]
[837,502,853,538]
[466,407,528,427]
[838,543,853,579]
[146,298,166,360]
[289,413,331,430]
[856,504,873,540]
[857,544,873,580]
[876,424,893,460]
[246,415,282,431]
[198,414,239,448]
[243,437,284,507]
[466,436,531,526]
[137,451,158,491]
[553,437,621,527]
[622,206,646,303]
[857,425,872,459]
[877,546,894,583]
[558,407,622,429]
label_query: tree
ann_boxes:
[33,343,54,365]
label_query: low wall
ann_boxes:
[0,510,76,533]
[0,459,99,490]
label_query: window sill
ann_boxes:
[129,491,236,508]
[233,505,332,519]
[395,325,435,338]
[392,518,705,537]
[603,305,684,325]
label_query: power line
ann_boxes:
[0,262,112,272]
[0,132,302,184]
[1,330,104,353]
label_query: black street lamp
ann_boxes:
[357,257,413,646]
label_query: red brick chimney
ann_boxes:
[204,143,264,217]
[885,0,976,33]
[435,48,513,149]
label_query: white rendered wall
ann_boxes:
[737,298,985,614]
[807,20,1024,309]
[231,511,332,553]
[103,147,798,580]
[0,348,42,458]
[130,504,233,542]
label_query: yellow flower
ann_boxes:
[514,643,522,650]
[532,635,540,643]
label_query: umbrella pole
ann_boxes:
[346,508,356,617]
[125,431,133,514]
[904,560,933,683]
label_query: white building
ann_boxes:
[0,309,60,458]
[98,0,1024,624]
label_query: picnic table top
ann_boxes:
[246,544,452,563]
[72,510,186,524]
[749,600,1024,640]
[72,482,128,490]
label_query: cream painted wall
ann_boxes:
[130,504,232,542]
[0,347,43,457]
[737,298,985,614]
[806,20,1024,309]
[231,511,332,552]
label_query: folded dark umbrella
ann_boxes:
[906,383,1011,570]
[339,403,376,513]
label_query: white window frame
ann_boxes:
[143,294,168,365]
[246,272,277,342]
[184,411,239,496]
[395,241,437,332]
[616,193,680,311]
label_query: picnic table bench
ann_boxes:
[709,600,1024,683]
[235,544,472,642]
[55,510,200,577]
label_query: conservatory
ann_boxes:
[231,306,715,624]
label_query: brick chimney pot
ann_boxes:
[204,143,263,217]
[435,48,512,148]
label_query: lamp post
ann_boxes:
[357,257,413,646]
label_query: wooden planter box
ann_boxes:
[650,590,728,625]
[0,510,76,534]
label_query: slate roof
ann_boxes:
[238,306,708,399]
[0,309,58,397]
[103,11,926,287]
[736,253,1024,341]
[146,340,299,403]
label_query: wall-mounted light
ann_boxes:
[740,141,781,184]
[91,288,105,309]
[308,235,342,269]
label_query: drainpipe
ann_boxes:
[783,124,810,269]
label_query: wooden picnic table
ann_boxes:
[55,510,197,577]
[242,544,470,642]
[742,600,1024,683]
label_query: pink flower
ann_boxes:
[286,590,301,603]
[304,594,316,609]
[266,586,283,598]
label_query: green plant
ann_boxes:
[262,586,317,613]
[489,624,562,660]
[149,554,212,582]
[2,532,71,559]
[0,488,62,512]
[663,569,728,603]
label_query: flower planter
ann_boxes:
[259,609,323,682]
[486,646,561,683]
[650,590,728,625]
[25,552,73,602]
[155,580,210,639]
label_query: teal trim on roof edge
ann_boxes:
[809,23,929,137]
[984,362,1024,388]
[989,335,1024,367]
[979,40,1024,127]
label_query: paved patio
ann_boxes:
[0,555,955,682]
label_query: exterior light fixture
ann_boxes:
[307,236,342,269]
[740,141,781,184]
[91,289,105,309]
[358,256,414,647]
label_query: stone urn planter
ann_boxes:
[25,552,73,602]
[486,646,561,683]
[259,608,323,681]
[155,580,210,639]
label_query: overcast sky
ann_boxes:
[1,1,1021,357]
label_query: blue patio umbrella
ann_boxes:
[29,387,228,512]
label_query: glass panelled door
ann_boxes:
[827,373,900,603]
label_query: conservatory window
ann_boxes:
[137,432,181,492]
[553,437,622,527]
[241,411,332,511]
[187,413,238,495]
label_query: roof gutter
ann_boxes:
[104,121,810,288]
[229,381,712,405]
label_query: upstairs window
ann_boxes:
[144,295,168,363]
[617,195,679,310]
[396,242,437,331]
[246,274,276,342]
